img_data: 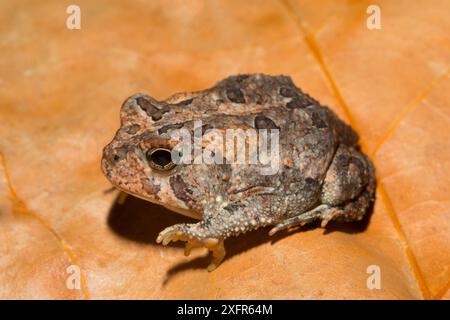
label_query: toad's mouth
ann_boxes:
[110,184,203,220]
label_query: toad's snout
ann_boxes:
[101,142,134,181]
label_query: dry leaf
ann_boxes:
[0,0,449,299]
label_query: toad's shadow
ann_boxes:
[107,193,374,284]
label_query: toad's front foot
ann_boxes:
[156,224,225,271]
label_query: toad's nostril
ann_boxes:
[110,146,128,164]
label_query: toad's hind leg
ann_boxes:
[320,144,375,212]
[268,183,374,237]
[269,146,376,236]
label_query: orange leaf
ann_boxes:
[0,0,448,299]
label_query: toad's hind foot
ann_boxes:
[156,224,225,272]
[268,204,337,236]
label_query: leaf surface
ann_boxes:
[0,0,448,299]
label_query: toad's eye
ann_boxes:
[146,148,176,171]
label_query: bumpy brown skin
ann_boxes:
[101,74,376,271]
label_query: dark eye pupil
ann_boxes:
[151,149,171,166]
[147,148,175,171]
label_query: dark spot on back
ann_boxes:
[305,177,316,184]
[280,87,297,97]
[136,96,169,121]
[174,98,193,107]
[235,75,250,83]
[254,115,279,129]
[136,96,157,116]
[303,177,320,192]
[311,111,328,129]
[158,123,185,135]
[226,88,245,103]
[286,97,312,109]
